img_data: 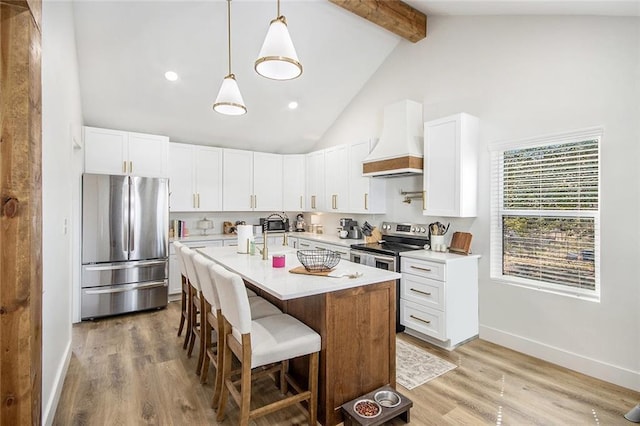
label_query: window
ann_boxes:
[490,128,601,299]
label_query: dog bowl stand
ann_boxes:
[340,385,413,426]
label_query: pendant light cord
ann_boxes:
[227,0,232,76]
[277,0,280,18]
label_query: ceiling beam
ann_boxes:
[328,0,426,43]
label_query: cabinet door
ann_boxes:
[348,140,386,214]
[168,143,196,212]
[283,155,305,211]
[324,145,349,212]
[305,151,325,211]
[195,146,223,211]
[84,126,128,175]
[223,149,253,211]
[423,113,478,217]
[253,152,283,212]
[128,132,169,177]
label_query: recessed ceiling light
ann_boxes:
[164,71,178,81]
[288,101,299,110]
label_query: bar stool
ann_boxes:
[193,257,281,406]
[181,246,205,374]
[215,267,321,426]
[172,241,189,345]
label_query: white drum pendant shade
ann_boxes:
[213,74,247,116]
[255,17,302,80]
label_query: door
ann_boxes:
[82,174,129,263]
[84,127,128,175]
[283,154,305,211]
[168,143,195,211]
[223,149,253,211]
[129,176,169,261]
[128,132,169,177]
[196,146,223,211]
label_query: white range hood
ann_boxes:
[363,100,424,177]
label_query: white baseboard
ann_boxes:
[480,325,640,392]
[42,339,72,426]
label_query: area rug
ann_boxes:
[396,338,457,390]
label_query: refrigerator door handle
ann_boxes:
[83,260,167,271]
[85,281,167,295]
[122,176,131,256]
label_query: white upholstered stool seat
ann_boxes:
[172,241,190,345]
[245,287,257,298]
[215,267,320,425]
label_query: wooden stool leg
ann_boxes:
[211,316,224,408]
[280,360,288,395]
[182,281,192,349]
[239,337,252,426]
[196,297,206,375]
[216,324,233,422]
[177,276,187,337]
[308,352,319,426]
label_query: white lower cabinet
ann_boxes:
[169,239,223,294]
[298,238,350,260]
[400,253,480,350]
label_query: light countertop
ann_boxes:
[197,246,400,300]
[172,231,365,247]
[400,249,481,262]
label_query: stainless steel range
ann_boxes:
[350,222,431,332]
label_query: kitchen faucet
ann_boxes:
[259,212,289,260]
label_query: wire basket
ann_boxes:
[297,249,340,272]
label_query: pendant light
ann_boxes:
[255,0,302,81]
[213,0,247,116]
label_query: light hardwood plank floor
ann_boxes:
[54,302,639,425]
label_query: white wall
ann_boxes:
[318,16,640,390]
[41,1,84,424]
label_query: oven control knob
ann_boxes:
[420,227,426,233]
[411,227,416,232]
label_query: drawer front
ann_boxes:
[401,274,444,310]
[401,299,446,341]
[401,257,445,281]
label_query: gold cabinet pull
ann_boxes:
[411,265,432,272]
[364,193,369,210]
[311,195,316,209]
[300,242,310,248]
[410,314,431,324]
[197,193,200,208]
[299,195,303,209]
[410,288,432,296]
[193,193,197,208]
[129,161,133,174]
[254,195,257,209]
[122,161,127,173]
[422,190,426,210]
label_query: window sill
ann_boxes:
[490,275,601,303]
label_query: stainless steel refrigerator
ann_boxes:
[81,173,169,319]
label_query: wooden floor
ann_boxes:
[54,302,639,425]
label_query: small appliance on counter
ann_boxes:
[260,216,289,232]
[294,213,306,232]
[197,217,213,235]
[347,220,363,239]
[338,217,352,238]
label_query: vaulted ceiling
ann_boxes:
[72,0,639,154]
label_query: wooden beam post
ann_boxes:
[0,0,43,424]
[328,0,427,43]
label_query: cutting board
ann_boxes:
[289,266,333,276]
[449,232,473,255]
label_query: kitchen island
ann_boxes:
[197,246,400,426]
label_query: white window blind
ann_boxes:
[490,128,601,298]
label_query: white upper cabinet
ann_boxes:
[84,126,169,177]
[305,150,325,211]
[282,154,306,211]
[168,143,222,212]
[423,113,479,217]
[348,140,386,214]
[223,149,254,211]
[253,152,283,212]
[223,149,283,212]
[324,145,349,212]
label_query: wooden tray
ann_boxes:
[289,266,333,276]
[449,232,472,255]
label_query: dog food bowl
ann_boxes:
[374,390,401,408]
[353,399,381,418]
